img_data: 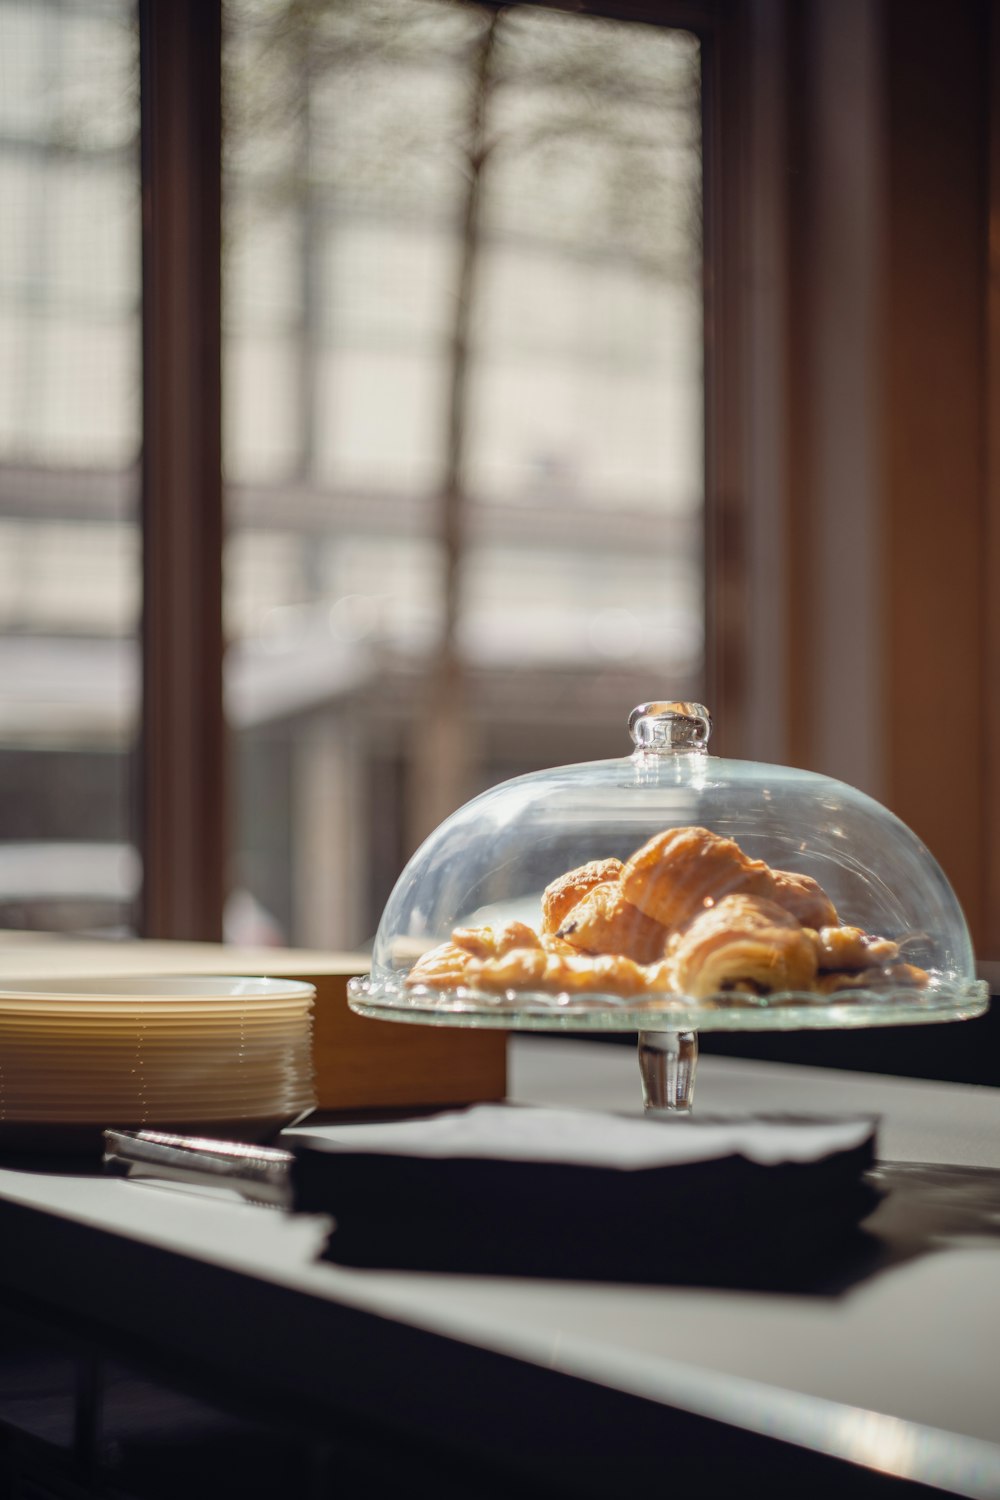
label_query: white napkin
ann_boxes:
[289,1104,877,1170]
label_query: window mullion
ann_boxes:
[139,0,225,940]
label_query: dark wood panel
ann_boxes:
[139,0,225,941]
[702,2,751,755]
[986,5,1000,959]
[882,0,990,941]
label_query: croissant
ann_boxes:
[408,940,664,1000]
[450,926,496,959]
[556,882,668,965]
[541,932,583,956]
[410,827,905,1007]
[408,921,542,987]
[473,948,652,998]
[764,870,839,930]
[541,858,624,934]
[405,941,476,988]
[452,921,541,959]
[621,826,770,932]
[813,925,898,971]
[816,961,929,995]
[667,893,819,999]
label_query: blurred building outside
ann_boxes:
[0,0,704,950]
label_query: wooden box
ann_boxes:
[0,934,507,1113]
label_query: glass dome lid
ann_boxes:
[349,702,988,1035]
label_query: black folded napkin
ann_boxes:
[290,1106,881,1287]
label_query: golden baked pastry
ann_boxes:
[408,942,656,998]
[621,826,770,932]
[499,919,543,953]
[816,961,929,994]
[884,960,931,989]
[406,941,476,988]
[451,920,542,960]
[642,958,679,994]
[451,926,496,959]
[473,949,652,998]
[540,932,581,957]
[765,870,839,930]
[468,949,549,990]
[666,893,819,999]
[813,925,898,971]
[556,882,668,965]
[408,826,913,1008]
[541,858,624,935]
[408,920,542,987]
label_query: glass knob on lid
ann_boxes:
[629,701,712,753]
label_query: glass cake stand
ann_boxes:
[349,699,990,1113]
[346,976,989,1112]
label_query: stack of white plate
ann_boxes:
[0,976,316,1151]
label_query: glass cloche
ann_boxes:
[348,702,988,1110]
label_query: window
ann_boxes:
[0,0,141,935]
[223,0,705,948]
[5,0,996,996]
[0,0,716,948]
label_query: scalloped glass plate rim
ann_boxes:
[347,974,989,1032]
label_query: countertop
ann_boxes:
[0,1038,998,1497]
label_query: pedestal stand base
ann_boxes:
[638,1030,698,1113]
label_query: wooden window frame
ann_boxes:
[139,0,225,940]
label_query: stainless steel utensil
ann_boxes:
[102,1128,294,1208]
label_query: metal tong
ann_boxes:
[102,1128,294,1209]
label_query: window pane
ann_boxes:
[0,0,141,936]
[223,0,703,950]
